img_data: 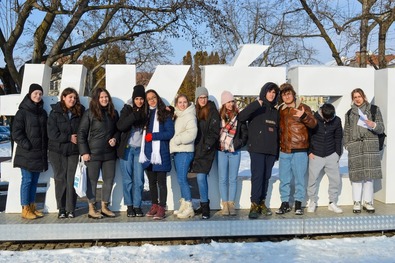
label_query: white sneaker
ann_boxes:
[307,201,317,213]
[363,201,375,213]
[328,202,343,214]
[353,201,361,213]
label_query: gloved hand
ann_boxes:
[145,133,153,142]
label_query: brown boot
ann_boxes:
[260,200,272,216]
[221,201,229,216]
[22,205,37,220]
[30,203,44,218]
[228,201,236,216]
[88,202,103,219]
[101,201,115,217]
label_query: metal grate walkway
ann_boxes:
[1,202,395,241]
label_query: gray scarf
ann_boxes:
[350,102,370,140]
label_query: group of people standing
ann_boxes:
[11,82,384,221]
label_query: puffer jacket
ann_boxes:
[278,99,317,153]
[47,102,85,156]
[170,102,197,154]
[309,110,343,158]
[190,101,220,174]
[232,118,248,151]
[12,94,48,172]
[78,109,120,161]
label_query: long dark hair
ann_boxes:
[146,89,172,123]
[60,87,83,116]
[89,87,116,121]
[196,96,213,121]
[133,97,148,129]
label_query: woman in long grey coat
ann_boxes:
[344,88,385,214]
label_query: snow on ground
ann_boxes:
[0,235,393,262]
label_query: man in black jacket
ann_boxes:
[238,82,280,219]
[306,103,343,214]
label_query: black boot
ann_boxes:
[201,200,210,219]
[294,200,303,215]
[275,201,291,215]
[127,205,136,217]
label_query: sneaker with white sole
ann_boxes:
[353,201,361,213]
[328,202,343,214]
[363,201,375,213]
[307,201,317,213]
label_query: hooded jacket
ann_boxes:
[12,94,48,172]
[170,102,197,153]
[238,87,279,156]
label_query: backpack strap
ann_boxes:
[370,104,377,121]
[348,105,377,121]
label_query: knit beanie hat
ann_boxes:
[221,90,234,105]
[29,83,43,96]
[259,82,279,101]
[132,85,145,100]
[195,87,209,100]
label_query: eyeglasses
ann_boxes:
[147,96,157,102]
[198,96,208,100]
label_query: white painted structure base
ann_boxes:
[2,157,354,213]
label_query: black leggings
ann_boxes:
[146,168,167,208]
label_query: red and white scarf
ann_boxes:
[219,115,237,152]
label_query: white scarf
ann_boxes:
[139,109,162,165]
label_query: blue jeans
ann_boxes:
[173,152,194,201]
[119,146,144,207]
[279,152,308,202]
[217,150,241,202]
[20,169,40,206]
[196,173,209,202]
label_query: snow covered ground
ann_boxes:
[0,235,394,262]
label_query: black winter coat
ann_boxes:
[219,116,248,151]
[12,94,48,172]
[47,102,85,156]
[78,109,120,161]
[238,99,279,156]
[116,103,146,160]
[191,101,220,174]
[309,111,343,158]
[232,118,248,151]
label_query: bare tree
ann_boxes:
[0,0,223,93]
[260,0,395,68]
[209,0,319,67]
